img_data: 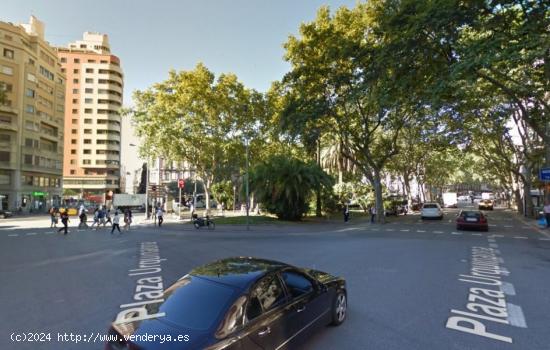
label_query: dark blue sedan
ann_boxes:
[106,257,347,349]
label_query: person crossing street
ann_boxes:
[57,211,70,235]
[111,211,121,234]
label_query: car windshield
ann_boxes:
[423,204,438,209]
[146,276,236,330]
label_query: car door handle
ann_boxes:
[258,327,271,337]
[296,306,306,313]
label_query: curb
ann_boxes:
[512,212,550,238]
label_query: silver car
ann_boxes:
[421,203,443,220]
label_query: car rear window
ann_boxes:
[147,276,236,330]
[463,212,481,217]
[423,204,437,209]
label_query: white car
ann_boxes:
[421,203,444,220]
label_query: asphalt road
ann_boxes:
[0,204,549,350]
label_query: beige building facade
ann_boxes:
[0,16,65,212]
[57,32,123,202]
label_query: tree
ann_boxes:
[249,155,333,220]
[130,64,259,211]
[281,4,427,223]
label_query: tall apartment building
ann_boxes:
[0,16,65,212]
[57,32,123,203]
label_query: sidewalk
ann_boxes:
[504,208,550,238]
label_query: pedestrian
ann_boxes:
[98,207,106,228]
[343,204,350,223]
[156,207,164,227]
[111,211,121,234]
[90,208,99,228]
[544,201,550,229]
[78,210,88,229]
[49,207,57,228]
[105,209,112,226]
[153,204,158,225]
[124,208,133,230]
[57,211,70,235]
[370,205,376,224]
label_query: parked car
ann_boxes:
[456,210,489,231]
[106,257,347,350]
[0,209,13,218]
[478,199,494,210]
[421,202,444,220]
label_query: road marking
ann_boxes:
[500,282,516,296]
[503,225,513,228]
[488,238,496,243]
[385,228,395,231]
[45,231,54,234]
[513,236,528,239]
[489,224,497,227]
[26,232,37,236]
[433,230,444,233]
[8,234,18,237]
[471,233,482,236]
[489,243,499,248]
[400,229,409,232]
[507,303,527,328]
[451,232,461,235]
[417,230,426,232]
[492,234,504,238]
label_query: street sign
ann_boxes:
[32,191,47,196]
[540,168,550,181]
[178,179,185,189]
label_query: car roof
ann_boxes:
[189,257,291,290]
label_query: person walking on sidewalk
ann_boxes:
[111,211,121,234]
[58,211,70,235]
[156,207,164,227]
[370,205,376,224]
[49,207,58,228]
[544,201,550,228]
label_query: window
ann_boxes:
[246,275,286,321]
[84,129,92,134]
[82,159,91,164]
[0,134,11,142]
[1,66,13,75]
[84,119,92,124]
[70,150,76,155]
[85,88,93,93]
[83,149,91,154]
[72,109,78,114]
[85,78,93,83]
[72,88,79,94]
[87,59,96,63]
[80,44,86,49]
[281,272,314,298]
[85,68,94,73]
[70,170,75,174]
[71,129,77,134]
[0,151,10,162]
[0,82,12,92]
[74,58,80,63]
[70,159,76,165]
[84,108,92,114]
[25,89,35,98]
[3,49,14,59]
[71,139,77,144]
[85,98,93,104]
[28,58,35,66]
[60,57,67,63]
[39,65,54,80]
[24,154,33,164]
[73,78,79,84]
[100,60,108,64]
[27,73,37,82]
[72,99,78,104]
[61,68,66,73]
[83,139,91,144]
[73,69,79,74]
[25,105,35,114]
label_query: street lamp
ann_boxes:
[244,137,250,231]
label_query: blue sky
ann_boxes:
[3,0,358,102]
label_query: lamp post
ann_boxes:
[244,137,250,231]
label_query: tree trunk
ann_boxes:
[373,170,385,224]
[204,178,212,215]
[316,140,322,217]
[522,169,534,218]
[403,174,412,208]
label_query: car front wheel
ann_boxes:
[331,290,347,326]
